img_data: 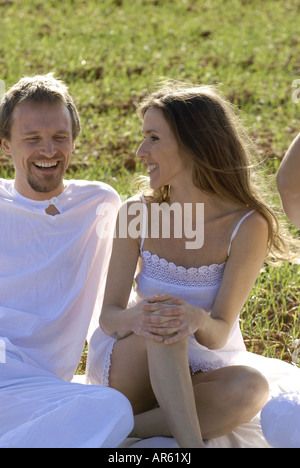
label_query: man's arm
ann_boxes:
[277,133,300,229]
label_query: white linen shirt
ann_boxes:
[0,178,120,381]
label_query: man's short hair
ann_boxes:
[0,73,81,141]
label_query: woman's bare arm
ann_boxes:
[277,133,300,229]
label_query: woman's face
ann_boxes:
[136,107,189,190]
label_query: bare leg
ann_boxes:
[145,337,204,448]
[109,334,269,443]
[110,334,203,447]
[132,365,269,440]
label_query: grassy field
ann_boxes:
[0,0,299,372]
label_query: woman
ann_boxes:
[87,81,300,448]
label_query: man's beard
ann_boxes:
[26,164,65,194]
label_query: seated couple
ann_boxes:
[0,74,299,448]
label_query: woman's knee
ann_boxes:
[229,366,269,413]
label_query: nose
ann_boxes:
[136,140,148,160]
[40,137,56,158]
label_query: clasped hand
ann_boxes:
[136,294,205,345]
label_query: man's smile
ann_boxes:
[33,161,58,168]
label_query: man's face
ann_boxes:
[1,101,75,200]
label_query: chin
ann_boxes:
[149,178,163,191]
[28,177,64,194]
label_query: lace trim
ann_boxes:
[102,338,116,387]
[141,250,226,288]
[189,359,223,374]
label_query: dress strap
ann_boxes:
[227,210,255,257]
[140,195,148,253]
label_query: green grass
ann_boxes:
[241,262,300,363]
[0,0,299,372]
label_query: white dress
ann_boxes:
[87,208,300,448]
[0,179,133,448]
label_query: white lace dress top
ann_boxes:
[87,206,255,386]
[132,210,254,374]
[136,250,225,309]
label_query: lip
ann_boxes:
[147,163,159,174]
[31,160,62,172]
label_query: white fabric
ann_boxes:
[0,179,134,448]
[87,208,300,448]
[260,392,300,448]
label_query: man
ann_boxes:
[277,132,300,229]
[0,74,133,448]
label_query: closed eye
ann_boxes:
[151,135,159,141]
[54,135,68,141]
[25,137,40,142]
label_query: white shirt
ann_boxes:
[0,178,120,381]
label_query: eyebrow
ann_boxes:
[22,130,71,136]
[142,128,160,134]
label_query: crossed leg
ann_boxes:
[109,332,269,446]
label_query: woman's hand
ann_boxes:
[141,294,207,345]
[127,295,182,343]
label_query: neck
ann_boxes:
[169,185,239,223]
[169,184,209,205]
